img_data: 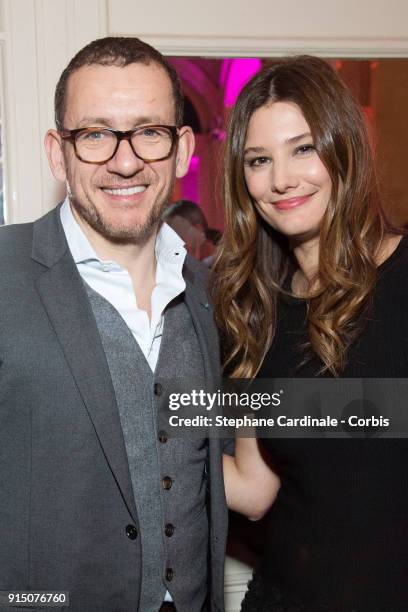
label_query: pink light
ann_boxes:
[189,155,200,171]
[221,59,262,107]
[182,155,200,202]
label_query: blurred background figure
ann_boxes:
[163,199,207,259]
[163,199,221,262]
[202,227,222,267]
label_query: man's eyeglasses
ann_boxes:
[58,124,179,164]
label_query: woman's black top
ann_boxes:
[242,236,408,612]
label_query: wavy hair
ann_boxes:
[211,56,392,377]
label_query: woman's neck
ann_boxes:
[291,236,320,296]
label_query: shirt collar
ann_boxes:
[60,196,187,266]
[60,197,98,264]
[155,218,187,265]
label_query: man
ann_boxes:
[0,37,227,612]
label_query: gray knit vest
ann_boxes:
[85,285,209,612]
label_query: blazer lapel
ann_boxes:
[183,261,227,565]
[32,207,137,522]
[183,260,221,386]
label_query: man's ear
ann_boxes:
[44,129,67,182]
[175,126,195,179]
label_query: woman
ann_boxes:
[212,56,408,611]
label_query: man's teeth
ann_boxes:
[103,186,146,196]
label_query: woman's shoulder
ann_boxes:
[375,234,408,315]
[378,233,408,278]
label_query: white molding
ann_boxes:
[120,34,408,58]
[35,0,59,217]
[106,0,408,58]
[67,0,108,56]
[97,0,108,37]
[2,0,43,224]
[1,0,108,223]
[0,41,9,223]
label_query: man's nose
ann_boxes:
[106,139,145,176]
[271,160,298,193]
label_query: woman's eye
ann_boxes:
[295,144,315,155]
[245,156,271,167]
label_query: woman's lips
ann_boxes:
[273,194,314,211]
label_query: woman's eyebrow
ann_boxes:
[243,146,268,154]
[285,131,312,144]
[244,132,313,155]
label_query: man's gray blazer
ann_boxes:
[0,205,228,612]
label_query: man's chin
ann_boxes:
[69,192,170,246]
[94,219,160,245]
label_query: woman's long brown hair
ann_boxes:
[211,56,392,377]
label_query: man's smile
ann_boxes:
[102,185,147,196]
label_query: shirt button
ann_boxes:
[166,567,174,582]
[162,476,173,490]
[125,524,138,540]
[158,430,168,443]
[165,523,175,537]
[154,383,163,396]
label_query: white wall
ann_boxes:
[1,0,408,222]
[108,0,408,57]
[1,0,107,222]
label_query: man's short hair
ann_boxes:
[54,36,184,129]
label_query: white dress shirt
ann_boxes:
[60,198,187,371]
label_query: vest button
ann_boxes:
[165,523,175,537]
[158,430,168,443]
[166,567,174,581]
[162,476,173,490]
[154,382,163,396]
[125,524,138,540]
